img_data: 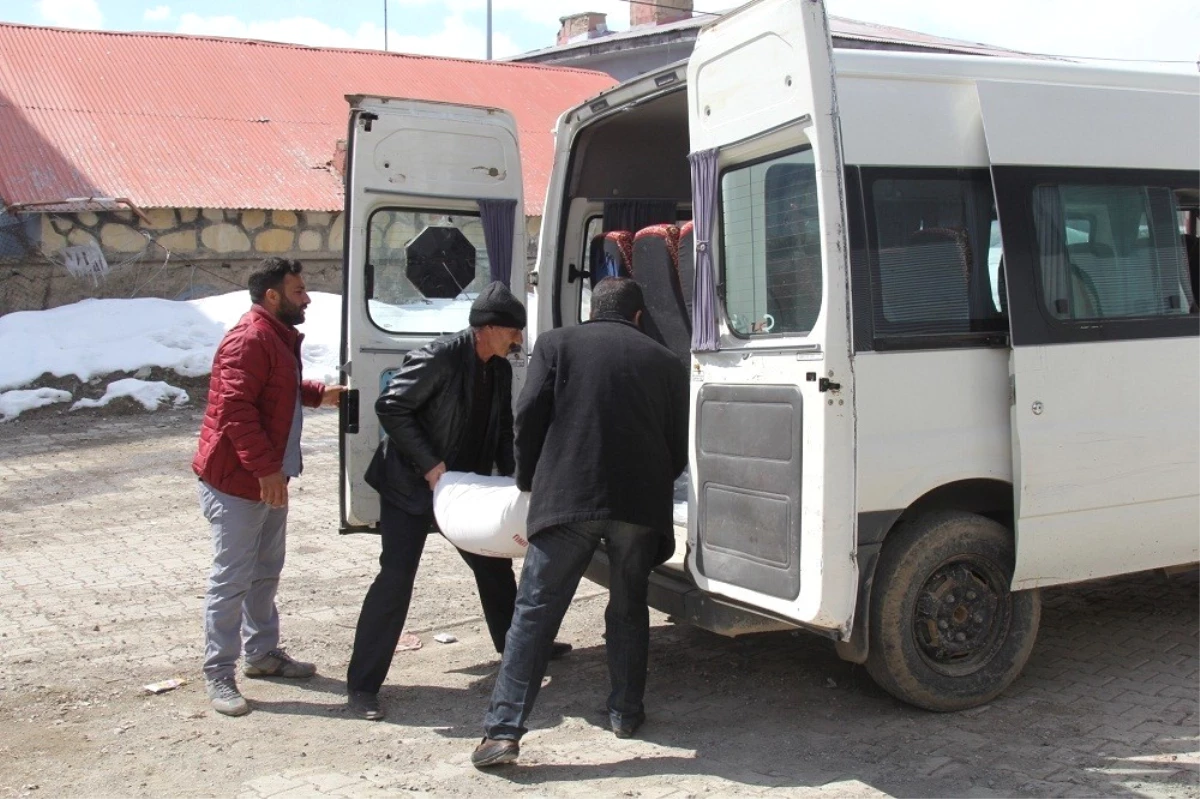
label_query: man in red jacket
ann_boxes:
[192,257,342,717]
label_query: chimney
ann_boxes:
[556,12,609,46]
[630,0,692,28]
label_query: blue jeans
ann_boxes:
[199,481,287,681]
[483,519,658,741]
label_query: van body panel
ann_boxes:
[340,97,524,530]
[837,75,989,168]
[684,0,857,632]
[854,349,1013,514]
[976,80,1200,171]
[1008,338,1200,587]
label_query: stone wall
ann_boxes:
[0,207,343,316]
[0,207,544,316]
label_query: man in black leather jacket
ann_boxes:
[346,282,569,721]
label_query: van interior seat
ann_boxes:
[589,231,634,287]
[1065,242,1111,318]
[876,226,972,332]
[632,223,691,365]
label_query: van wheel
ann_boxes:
[865,511,1041,712]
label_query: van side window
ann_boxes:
[1031,185,1196,320]
[863,169,1006,344]
[720,148,822,337]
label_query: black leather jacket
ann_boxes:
[365,328,514,513]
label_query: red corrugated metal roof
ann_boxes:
[0,23,615,215]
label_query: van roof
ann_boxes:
[832,49,1199,95]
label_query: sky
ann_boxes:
[0,0,1196,67]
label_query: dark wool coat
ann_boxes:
[193,305,325,501]
[516,315,689,539]
[365,328,514,514]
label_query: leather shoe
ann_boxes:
[347,690,385,721]
[471,737,519,768]
[549,641,573,660]
[611,711,645,739]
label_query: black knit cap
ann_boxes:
[469,281,526,329]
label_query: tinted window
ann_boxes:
[1031,185,1195,320]
[721,149,822,337]
[866,171,1006,340]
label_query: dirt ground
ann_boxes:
[0,403,1197,799]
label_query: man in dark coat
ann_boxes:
[346,281,570,721]
[472,277,689,768]
[194,257,343,717]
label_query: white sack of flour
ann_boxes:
[432,471,530,558]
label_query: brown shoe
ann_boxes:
[471,737,519,768]
[244,649,317,679]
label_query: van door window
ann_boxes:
[720,148,822,337]
[864,170,1006,344]
[366,208,488,333]
[1031,185,1196,319]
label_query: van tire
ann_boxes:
[865,511,1041,712]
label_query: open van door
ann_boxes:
[685,0,856,631]
[340,97,524,531]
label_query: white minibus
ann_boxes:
[339,0,1199,710]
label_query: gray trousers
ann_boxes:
[198,480,287,681]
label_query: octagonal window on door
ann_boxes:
[366,208,488,334]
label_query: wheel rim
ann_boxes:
[911,555,1012,677]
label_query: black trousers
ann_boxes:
[346,497,518,695]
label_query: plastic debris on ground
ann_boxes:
[143,678,187,694]
[396,632,423,652]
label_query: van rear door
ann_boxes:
[340,97,524,531]
[685,0,856,631]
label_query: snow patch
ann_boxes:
[0,291,344,392]
[0,388,73,422]
[70,378,189,412]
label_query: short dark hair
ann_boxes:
[590,277,645,321]
[248,257,303,304]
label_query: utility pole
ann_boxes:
[486,0,492,60]
[383,0,388,51]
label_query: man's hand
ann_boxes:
[321,385,346,408]
[425,462,446,491]
[259,472,288,508]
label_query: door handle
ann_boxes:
[340,389,360,434]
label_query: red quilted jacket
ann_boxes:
[192,304,326,501]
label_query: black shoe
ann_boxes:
[347,690,385,721]
[549,641,573,660]
[471,737,519,768]
[611,711,645,739]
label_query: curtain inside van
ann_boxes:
[478,198,517,288]
[689,148,719,351]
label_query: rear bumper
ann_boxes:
[584,549,800,638]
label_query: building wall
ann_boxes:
[0,207,544,315]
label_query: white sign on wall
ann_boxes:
[62,242,110,286]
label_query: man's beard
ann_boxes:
[276,298,306,326]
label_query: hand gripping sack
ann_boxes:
[432,471,530,558]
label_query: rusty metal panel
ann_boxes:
[0,24,614,214]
